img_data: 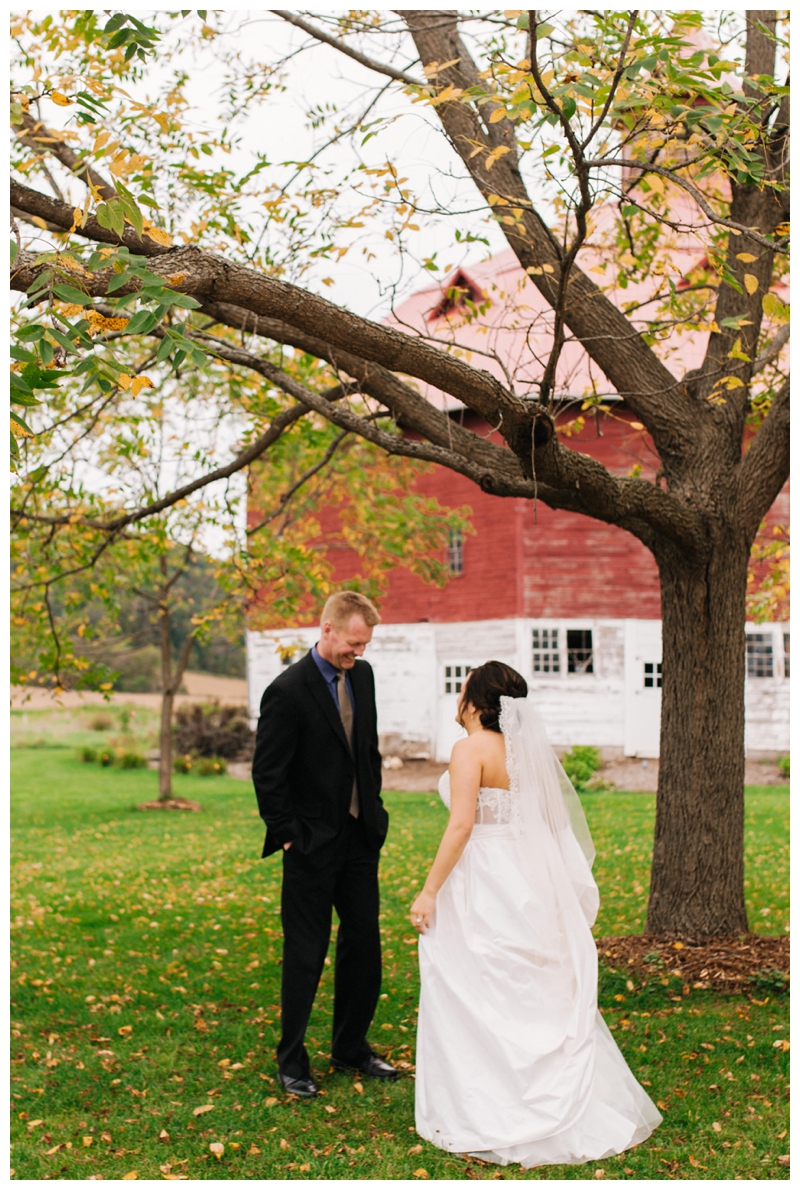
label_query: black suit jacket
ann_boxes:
[252,651,388,857]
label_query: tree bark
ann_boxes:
[646,529,751,936]
[158,590,174,802]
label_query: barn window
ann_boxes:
[746,633,774,678]
[427,269,484,321]
[783,632,790,678]
[644,662,662,688]
[567,629,594,674]
[532,628,560,674]
[448,528,464,576]
[444,664,471,694]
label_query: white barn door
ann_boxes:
[624,621,662,758]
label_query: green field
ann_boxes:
[10,742,789,1180]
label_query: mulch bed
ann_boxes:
[596,933,789,991]
[136,797,202,812]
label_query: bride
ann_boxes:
[410,660,661,1168]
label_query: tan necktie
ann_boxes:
[337,671,359,819]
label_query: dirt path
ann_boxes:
[11,670,248,711]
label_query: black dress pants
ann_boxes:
[276,815,382,1078]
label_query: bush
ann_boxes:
[90,713,114,732]
[173,703,254,761]
[80,746,97,763]
[562,745,602,792]
[173,754,194,774]
[98,749,114,766]
[197,756,227,777]
[777,754,790,779]
[117,750,147,770]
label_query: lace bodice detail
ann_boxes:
[438,770,516,825]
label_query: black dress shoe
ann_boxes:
[330,1052,399,1081]
[277,1071,318,1098]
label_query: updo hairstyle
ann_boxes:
[462,661,528,733]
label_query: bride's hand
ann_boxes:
[410,890,435,934]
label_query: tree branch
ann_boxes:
[737,378,790,537]
[272,10,425,86]
[752,324,790,373]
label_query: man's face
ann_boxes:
[319,613,373,670]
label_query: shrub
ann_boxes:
[117,750,147,770]
[562,745,602,792]
[749,967,789,995]
[173,703,254,761]
[173,754,194,774]
[777,754,790,779]
[98,749,114,766]
[197,756,227,777]
[80,746,97,763]
[90,712,114,732]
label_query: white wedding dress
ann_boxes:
[415,698,661,1168]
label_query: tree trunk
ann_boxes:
[158,584,174,802]
[646,528,751,937]
[159,687,175,801]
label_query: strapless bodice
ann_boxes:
[438,769,515,825]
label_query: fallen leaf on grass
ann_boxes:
[280,1138,290,1150]
[101,1131,112,1143]
[27,1120,43,1130]
[192,1105,214,1117]
[413,1170,429,1179]
[122,1173,138,1180]
[83,1136,93,1147]
[118,1026,133,1037]
[263,1097,278,1107]
[353,1081,364,1094]
[712,1122,722,1133]
[689,1156,707,1169]
[209,1143,224,1160]
[408,1145,423,1156]
[593,1171,605,1180]
[159,1130,169,1141]
[324,1105,337,1114]
[773,1039,790,1052]
[247,1144,260,1155]
[45,1146,62,1156]
[778,1156,790,1167]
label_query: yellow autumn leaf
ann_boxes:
[630,422,644,430]
[743,273,759,295]
[57,303,85,317]
[353,1081,364,1094]
[29,216,49,230]
[209,1143,224,1160]
[131,376,155,397]
[279,1138,290,1151]
[143,226,172,247]
[86,311,130,335]
[774,221,789,236]
[118,374,133,391]
[736,252,757,263]
[11,419,34,438]
[93,130,110,152]
[192,1104,214,1116]
[51,91,72,106]
[413,1170,430,1179]
[121,1173,138,1181]
[118,1025,133,1036]
[154,112,170,133]
[489,108,508,122]
[263,1096,278,1107]
[82,1136,93,1147]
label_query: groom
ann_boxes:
[252,591,396,1097]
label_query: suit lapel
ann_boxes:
[303,653,352,756]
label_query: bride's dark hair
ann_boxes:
[462,661,527,733]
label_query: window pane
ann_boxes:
[448,528,464,576]
[567,629,594,674]
[746,633,774,678]
[532,627,560,674]
[783,633,790,678]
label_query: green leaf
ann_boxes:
[10,346,36,362]
[103,13,129,33]
[10,374,34,396]
[106,271,131,294]
[53,284,92,306]
[561,97,576,120]
[16,325,45,342]
[123,309,160,335]
[156,334,175,362]
[106,27,133,49]
[10,410,34,434]
[158,291,201,310]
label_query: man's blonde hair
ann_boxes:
[321,590,381,630]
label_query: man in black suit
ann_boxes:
[252,591,397,1097]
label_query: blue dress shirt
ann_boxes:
[311,644,355,717]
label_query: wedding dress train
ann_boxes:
[415,699,661,1168]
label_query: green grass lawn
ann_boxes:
[10,748,789,1180]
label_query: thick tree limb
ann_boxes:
[9,184,549,449]
[736,378,790,538]
[16,111,118,200]
[272,11,425,86]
